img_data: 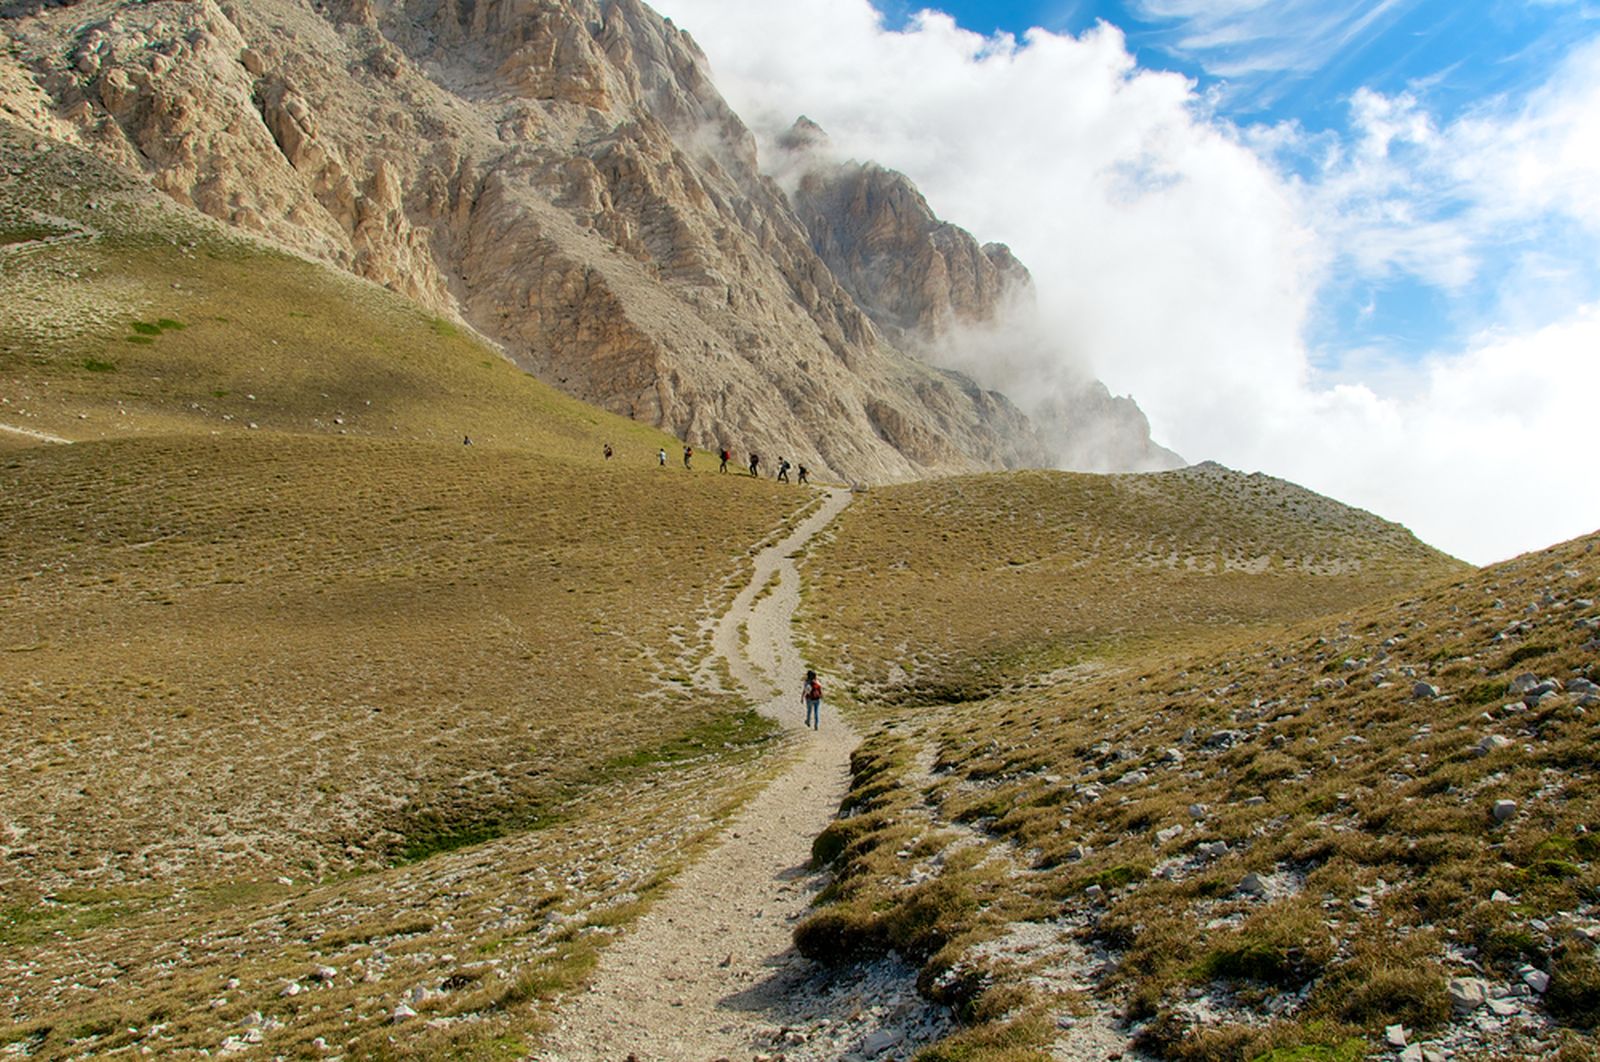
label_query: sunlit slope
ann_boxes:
[0,122,815,1058]
[1,118,805,897]
[799,527,1600,1059]
[799,464,1470,706]
[0,119,666,457]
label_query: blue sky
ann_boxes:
[873,1,1587,128]
[868,0,1600,370]
[655,0,1600,562]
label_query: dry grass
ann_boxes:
[797,521,1600,1060]
[0,121,814,1057]
[797,468,1468,712]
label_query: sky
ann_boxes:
[649,0,1600,565]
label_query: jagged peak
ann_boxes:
[778,114,830,153]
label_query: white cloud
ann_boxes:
[1128,0,1412,77]
[652,0,1600,563]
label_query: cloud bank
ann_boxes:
[654,0,1600,564]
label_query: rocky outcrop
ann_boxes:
[0,0,1149,479]
[781,117,1028,343]
[779,118,1182,472]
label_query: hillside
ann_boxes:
[795,509,1600,1059]
[8,76,1593,1062]
[797,462,1469,711]
[0,0,1180,482]
[0,118,825,1058]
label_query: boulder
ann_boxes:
[1473,734,1513,757]
[1447,976,1489,1013]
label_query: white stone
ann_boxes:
[1448,976,1489,1013]
[1385,1022,1407,1047]
[1492,800,1517,822]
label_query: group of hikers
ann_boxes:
[604,441,809,484]
[599,439,828,730]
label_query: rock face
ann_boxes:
[781,118,1026,343]
[0,0,1168,479]
[778,119,1182,473]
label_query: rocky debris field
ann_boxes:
[793,531,1600,1060]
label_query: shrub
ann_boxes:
[793,906,884,964]
[881,876,979,959]
[1546,943,1600,1029]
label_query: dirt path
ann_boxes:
[533,488,948,1060]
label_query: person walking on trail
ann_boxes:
[797,464,809,485]
[749,452,761,477]
[719,447,730,473]
[776,458,790,483]
[657,447,667,467]
[683,444,693,469]
[802,670,823,730]
[603,442,613,461]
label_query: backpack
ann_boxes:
[806,678,823,700]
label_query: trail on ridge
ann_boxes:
[532,486,948,1059]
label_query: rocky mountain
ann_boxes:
[778,117,1183,473]
[0,0,1172,479]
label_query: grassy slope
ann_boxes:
[799,465,1468,709]
[0,122,813,1057]
[795,478,1600,1059]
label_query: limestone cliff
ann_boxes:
[0,0,1158,479]
[778,118,1182,472]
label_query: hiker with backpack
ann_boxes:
[776,457,790,483]
[802,670,823,730]
[797,464,809,485]
[749,452,760,477]
[719,447,730,473]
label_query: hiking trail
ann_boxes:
[532,486,950,1060]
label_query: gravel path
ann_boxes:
[533,487,948,1060]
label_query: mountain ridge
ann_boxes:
[0,0,1175,479]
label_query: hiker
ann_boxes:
[657,447,667,467]
[797,464,809,485]
[683,444,693,469]
[749,452,760,477]
[463,435,472,446]
[776,458,789,483]
[802,670,823,730]
[719,447,730,473]
[603,442,613,460]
